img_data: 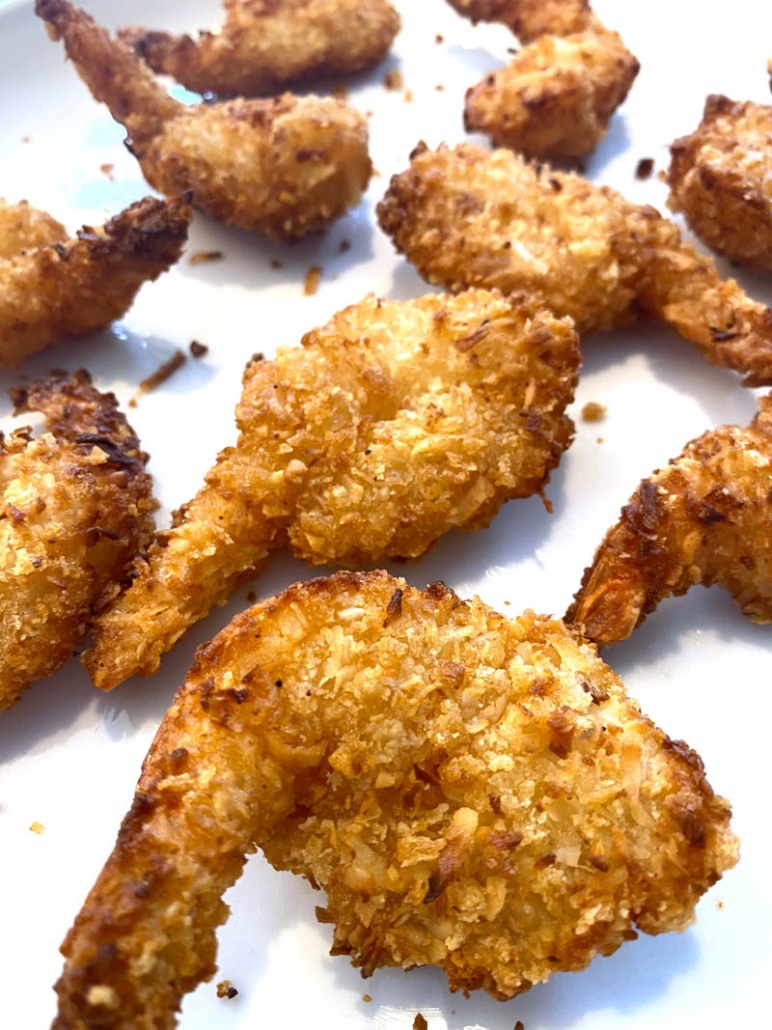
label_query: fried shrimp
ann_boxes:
[0,371,155,712]
[119,0,401,99]
[463,29,639,160]
[446,0,593,42]
[667,94,772,271]
[53,571,738,1029]
[377,142,772,385]
[566,394,772,647]
[0,195,191,368]
[35,1,371,239]
[83,289,579,689]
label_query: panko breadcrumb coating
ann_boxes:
[566,393,772,646]
[83,289,579,689]
[119,0,401,99]
[668,94,772,271]
[377,142,772,385]
[0,195,191,368]
[35,0,372,239]
[446,0,593,43]
[54,571,738,1030]
[464,29,639,160]
[0,371,155,711]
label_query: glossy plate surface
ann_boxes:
[0,1,771,1027]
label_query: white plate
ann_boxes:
[1,1,771,1027]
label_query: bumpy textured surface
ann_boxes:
[377,142,772,384]
[54,571,738,1030]
[36,0,372,239]
[447,0,593,43]
[83,289,580,688]
[119,0,401,98]
[464,29,639,160]
[668,94,772,271]
[567,393,772,645]
[0,371,155,711]
[0,195,190,367]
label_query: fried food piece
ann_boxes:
[35,1,371,239]
[667,94,772,271]
[0,371,155,711]
[83,289,579,689]
[119,0,401,99]
[446,0,593,42]
[566,394,772,646]
[464,29,639,160]
[377,142,772,385]
[54,571,738,1028]
[0,195,191,368]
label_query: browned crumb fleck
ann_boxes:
[635,158,655,180]
[436,84,445,92]
[366,109,374,118]
[581,401,607,422]
[716,899,724,910]
[139,350,187,393]
[271,259,283,270]
[188,250,224,266]
[503,600,511,605]
[404,89,414,103]
[29,821,45,834]
[21,135,31,143]
[384,69,403,90]
[304,265,322,296]
[515,1022,525,1030]
[332,82,348,101]
[246,591,257,603]
[362,994,372,1003]
[99,163,115,180]
[339,238,351,253]
[189,340,209,359]
[128,397,138,409]
[414,1015,428,1030]
[216,979,238,1000]
[435,34,444,44]
[596,436,604,444]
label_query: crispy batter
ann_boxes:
[377,142,772,385]
[35,0,372,239]
[54,571,738,1029]
[83,289,579,689]
[0,371,155,711]
[667,94,772,271]
[464,29,639,160]
[0,195,191,368]
[119,0,401,99]
[566,394,772,646]
[446,0,593,43]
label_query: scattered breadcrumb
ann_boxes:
[716,899,724,910]
[189,340,208,359]
[188,250,223,266]
[436,84,445,91]
[138,350,187,393]
[246,591,257,603]
[515,1022,525,1030]
[304,265,322,296]
[271,259,283,270]
[362,994,372,1003]
[215,980,238,1000]
[413,1015,428,1030]
[404,89,414,103]
[582,401,607,422]
[29,821,45,834]
[435,34,444,44]
[21,135,31,143]
[339,238,351,253]
[596,436,604,444]
[99,163,115,180]
[636,157,655,180]
[384,69,403,90]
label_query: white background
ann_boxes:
[1,1,771,1027]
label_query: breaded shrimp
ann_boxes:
[464,29,639,160]
[83,289,580,689]
[53,571,738,1030]
[446,0,593,43]
[667,94,772,271]
[35,0,371,239]
[119,0,401,99]
[566,394,772,647]
[0,371,155,712]
[0,195,191,368]
[377,142,772,385]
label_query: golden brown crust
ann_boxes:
[0,195,191,368]
[35,0,372,239]
[0,198,66,257]
[0,371,155,711]
[377,142,772,384]
[464,29,639,160]
[447,0,593,43]
[667,94,772,270]
[566,393,772,645]
[119,0,401,98]
[83,289,579,689]
[55,571,738,1028]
